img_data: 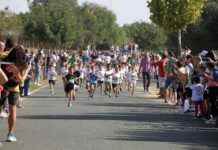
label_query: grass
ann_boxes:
[29,76,62,93]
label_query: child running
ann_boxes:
[47,64,58,94]
[112,66,121,97]
[129,66,138,95]
[61,63,68,87]
[96,63,105,94]
[104,64,113,97]
[88,65,98,100]
[64,66,77,107]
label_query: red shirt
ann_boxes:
[156,58,168,77]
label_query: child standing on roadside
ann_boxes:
[190,76,205,118]
[47,65,57,94]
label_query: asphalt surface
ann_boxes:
[1,80,218,150]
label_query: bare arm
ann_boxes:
[0,68,8,84]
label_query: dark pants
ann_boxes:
[194,101,204,116]
[20,79,31,96]
[142,72,151,91]
[208,86,218,117]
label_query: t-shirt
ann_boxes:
[166,58,175,73]
[61,67,68,77]
[130,72,138,81]
[190,83,204,101]
[65,74,74,84]
[156,58,168,77]
[97,70,105,81]
[104,70,113,82]
[89,72,98,83]
[119,55,128,63]
[112,72,121,84]
[82,55,89,64]
[79,68,86,78]
[185,63,194,88]
[47,70,57,80]
[70,57,79,66]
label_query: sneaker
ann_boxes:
[88,96,91,100]
[104,90,108,95]
[37,83,41,86]
[0,111,9,118]
[51,90,54,94]
[205,119,216,125]
[109,93,112,97]
[6,133,17,142]
[90,94,93,99]
[68,102,72,107]
[17,103,24,109]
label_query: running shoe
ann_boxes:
[205,119,216,125]
[6,133,17,142]
[88,96,91,100]
[109,93,112,97]
[68,102,72,107]
[17,103,24,109]
[0,111,9,118]
[104,90,108,95]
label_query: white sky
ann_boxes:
[0,0,151,26]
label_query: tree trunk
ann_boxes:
[178,29,182,57]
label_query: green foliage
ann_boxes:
[0,9,23,38]
[123,22,167,51]
[22,0,127,49]
[182,0,218,53]
[148,0,206,32]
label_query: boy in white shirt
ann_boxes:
[129,66,138,95]
[112,66,121,97]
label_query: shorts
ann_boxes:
[131,80,137,87]
[184,87,192,98]
[80,78,84,82]
[65,83,74,93]
[98,81,104,84]
[104,81,111,87]
[112,83,119,89]
[8,92,19,105]
[159,77,166,88]
[49,80,56,85]
[165,77,172,88]
[91,82,97,89]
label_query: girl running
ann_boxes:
[96,63,105,94]
[104,64,113,97]
[47,65,57,94]
[130,66,138,95]
[64,66,77,107]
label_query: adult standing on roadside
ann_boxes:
[138,52,152,92]
[1,45,31,142]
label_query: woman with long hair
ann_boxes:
[0,45,31,142]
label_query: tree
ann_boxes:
[23,0,79,48]
[123,22,167,51]
[148,0,205,55]
[182,0,218,53]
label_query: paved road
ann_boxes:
[1,81,218,150]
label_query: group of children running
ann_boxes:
[46,55,139,107]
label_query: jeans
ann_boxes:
[20,79,31,96]
[34,71,41,84]
[142,72,151,91]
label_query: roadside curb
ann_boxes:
[28,84,49,96]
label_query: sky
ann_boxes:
[0,0,151,26]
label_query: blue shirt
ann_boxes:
[89,73,98,83]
